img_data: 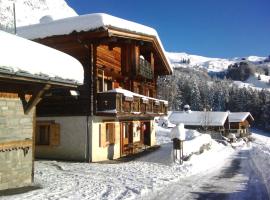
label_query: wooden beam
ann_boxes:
[20,84,51,115]
[0,139,32,152]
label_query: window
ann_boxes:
[106,123,115,144]
[97,68,112,92]
[37,125,50,145]
[99,122,115,147]
[36,121,60,146]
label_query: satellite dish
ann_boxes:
[39,15,53,24]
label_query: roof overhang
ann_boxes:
[0,70,79,88]
[107,27,172,75]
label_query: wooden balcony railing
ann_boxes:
[138,58,153,80]
[96,89,168,117]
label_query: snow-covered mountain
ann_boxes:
[0,0,77,28]
[167,52,267,72]
[168,52,270,91]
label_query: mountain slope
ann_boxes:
[167,52,267,72]
[167,52,270,90]
[0,0,77,28]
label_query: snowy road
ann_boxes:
[147,148,269,200]
[1,128,269,200]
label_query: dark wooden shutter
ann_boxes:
[109,123,115,144]
[100,123,106,147]
[50,123,60,146]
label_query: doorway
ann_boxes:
[121,122,133,156]
[142,121,151,146]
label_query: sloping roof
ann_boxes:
[229,112,254,123]
[0,30,84,85]
[169,111,229,126]
[17,13,173,72]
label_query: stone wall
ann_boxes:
[0,97,34,191]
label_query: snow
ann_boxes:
[167,52,235,72]
[1,123,236,200]
[167,52,269,74]
[18,13,157,40]
[245,73,270,89]
[0,30,84,84]
[17,13,173,72]
[250,129,270,195]
[0,0,77,28]
[170,123,185,140]
[245,56,266,62]
[228,112,254,122]
[183,131,212,157]
[169,111,229,126]
[233,74,270,91]
[99,88,168,104]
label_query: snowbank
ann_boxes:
[1,125,234,200]
[156,126,172,145]
[250,131,270,195]
[183,131,212,157]
[0,31,84,84]
[157,125,214,157]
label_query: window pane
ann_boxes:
[38,125,50,145]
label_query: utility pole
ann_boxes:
[13,3,17,34]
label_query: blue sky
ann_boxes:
[66,0,270,58]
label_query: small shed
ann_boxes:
[0,31,83,191]
[228,112,254,137]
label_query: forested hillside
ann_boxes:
[157,68,270,130]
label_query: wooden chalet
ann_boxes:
[18,13,172,162]
[228,112,254,137]
[0,31,83,191]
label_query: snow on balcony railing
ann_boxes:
[99,88,168,105]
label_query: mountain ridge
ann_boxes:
[0,0,77,28]
[167,52,268,72]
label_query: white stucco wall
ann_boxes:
[35,116,88,161]
[150,120,156,146]
[90,116,121,162]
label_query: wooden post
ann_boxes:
[102,69,105,91]
[180,141,184,165]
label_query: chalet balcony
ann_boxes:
[96,88,168,117]
[138,58,153,80]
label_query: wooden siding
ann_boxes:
[32,32,167,117]
[97,45,121,72]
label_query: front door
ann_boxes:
[142,121,151,146]
[121,122,133,156]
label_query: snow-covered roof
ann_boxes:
[99,88,168,104]
[229,112,254,123]
[0,31,84,84]
[17,13,173,72]
[169,111,229,126]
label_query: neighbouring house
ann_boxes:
[169,110,229,135]
[228,112,254,137]
[0,31,83,191]
[18,13,172,162]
